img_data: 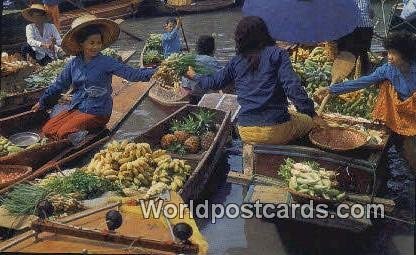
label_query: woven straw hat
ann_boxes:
[22,4,49,23]
[62,14,120,56]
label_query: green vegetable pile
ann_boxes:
[25,57,71,90]
[278,158,346,201]
[0,136,23,157]
[0,184,48,215]
[101,48,121,60]
[40,170,120,200]
[143,34,163,66]
[291,46,378,120]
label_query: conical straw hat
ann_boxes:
[22,4,49,23]
[62,14,120,56]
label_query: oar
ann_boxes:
[317,51,356,115]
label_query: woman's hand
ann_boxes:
[186,66,196,79]
[312,115,327,128]
[31,102,41,112]
[313,87,330,104]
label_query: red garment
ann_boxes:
[42,110,109,139]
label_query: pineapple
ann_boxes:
[174,131,191,143]
[161,134,177,149]
[184,136,200,154]
[201,131,215,151]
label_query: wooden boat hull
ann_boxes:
[1,192,206,254]
[152,0,236,15]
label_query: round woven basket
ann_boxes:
[0,165,32,189]
[148,84,190,106]
[309,127,368,152]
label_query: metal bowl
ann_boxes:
[8,132,40,147]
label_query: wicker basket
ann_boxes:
[324,41,337,62]
[148,84,190,106]
[309,127,368,152]
[0,165,32,189]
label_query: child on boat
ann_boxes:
[21,4,63,66]
[182,35,223,103]
[184,16,325,145]
[31,15,156,139]
[315,31,416,169]
[162,17,182,58]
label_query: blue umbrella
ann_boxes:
[242,0,360,44]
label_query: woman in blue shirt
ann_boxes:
[32,15,155,139]
[185,16,325,145]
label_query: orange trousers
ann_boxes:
[44,4,60,32]
[42,110,110,139]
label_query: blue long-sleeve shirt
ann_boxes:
[330,62,416,100]
[39,53,155,117]
[162,28,181,58]
[193,46,316,126]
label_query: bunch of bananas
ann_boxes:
[84,140,192,195]
[291,48,310,62]
[0,136,23,157]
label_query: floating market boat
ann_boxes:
[0,50,136,119]
[36,105,231,202]
[0,76,152,194]
[0,193,207,254]
[150,0,237,15]
[228,113,395,232]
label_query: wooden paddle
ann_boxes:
[317,51,356,115]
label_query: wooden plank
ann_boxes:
[106,79,153,132]
[227,171,252,185]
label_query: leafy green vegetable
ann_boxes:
[0,184,48,215]
[143,50,163,65]
[41,171,120,200]
[278,158,295,183]
[146,33,163,52]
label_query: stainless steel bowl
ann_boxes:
[8,132,40,147]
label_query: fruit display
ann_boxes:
[25,57,72,90]
[160,109,217,154]
[83,141,192,195]
[143,33,163,66]
[1,52,34,77]
[278,158,346,201]
[0,136,24,157]
[152,53,209,90]
[291,46,379,120]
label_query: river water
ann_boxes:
[111,5,414,255]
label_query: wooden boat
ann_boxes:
[227,113,395,232]
[0,193,207,254]
[1,1,143,51]
[0,76,152,194]
[0,50,136,119]
[32,105,231,201]
[150,0,236,15]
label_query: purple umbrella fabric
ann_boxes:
[242,0,360,44]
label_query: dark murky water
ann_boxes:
[112,5,414,255]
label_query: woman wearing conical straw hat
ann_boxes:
[21,4,63,65]
[32,14,156,139]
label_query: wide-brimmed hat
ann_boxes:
[62,14,120,56]
[22,4,49,23]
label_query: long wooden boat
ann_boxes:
[31,105,231,202]
[0,193,207,254]
[227,114,394,232]
[0,76,152,194]
[1,1,143,51]
[0,50,136,119]
[150,0,236,15]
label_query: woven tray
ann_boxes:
[309,127,368,152]
[148,84,189,106]
[0,165,32,189]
